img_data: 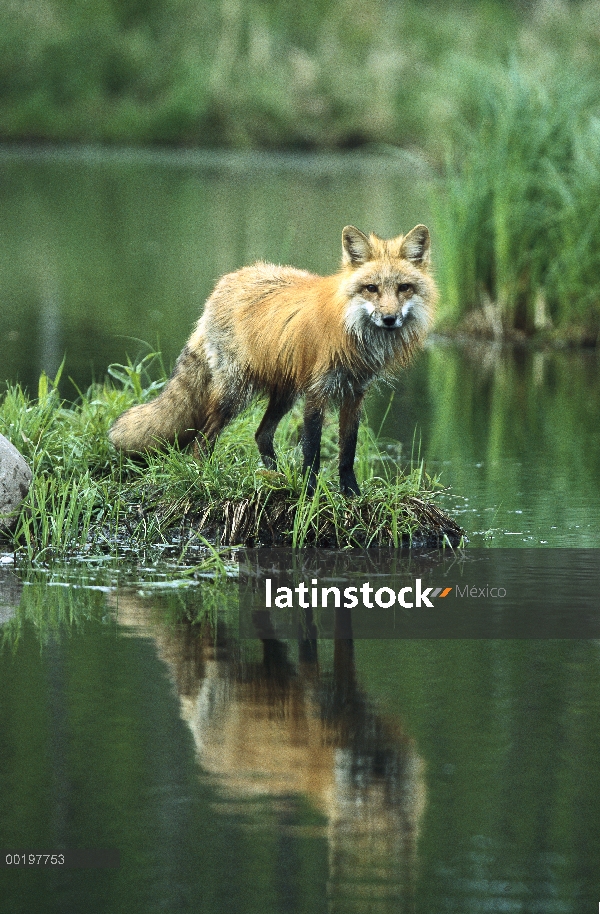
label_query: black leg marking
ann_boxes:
[301,402,323,494]
[255,393,295,469]
[338,394,363,496]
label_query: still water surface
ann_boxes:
[2,570,600,913]
[1,150,600,911]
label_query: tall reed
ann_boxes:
[433,66,600,340]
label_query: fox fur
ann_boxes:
[109,224,437,495]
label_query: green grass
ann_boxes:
[0,358,463,565]
[1,1,597,164]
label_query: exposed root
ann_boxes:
[177,491,465,548]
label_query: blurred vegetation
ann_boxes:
[432,64,600,340]
[2,0,600,336]
[0,0,591,155]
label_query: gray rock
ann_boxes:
[0,433,32,533]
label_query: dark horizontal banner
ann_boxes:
[238,549,600,639]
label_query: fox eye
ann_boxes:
[398,282,414,294]
[364,283,379,294]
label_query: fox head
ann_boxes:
[341,225,436,338]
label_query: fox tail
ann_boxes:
[109,344,212,454]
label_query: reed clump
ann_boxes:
[433,60,600,343]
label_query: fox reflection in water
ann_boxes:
[114,595,426,904]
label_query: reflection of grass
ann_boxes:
[0,569,240,649]
[424,342,600,544]
[0,358,462,563]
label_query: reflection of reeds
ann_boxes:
[423,343,600,545]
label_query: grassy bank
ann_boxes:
[0,360,463,564]
[0,0,521,153]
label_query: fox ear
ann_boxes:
[401,225,430,266]
[342,226,372,265]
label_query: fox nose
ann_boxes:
[382,315,397,327]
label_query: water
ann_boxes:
[1,150,600,911]
[385,339,600,547]
[1,570,599,912]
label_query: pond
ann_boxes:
[2,568,600,913]
[1,150,599,912]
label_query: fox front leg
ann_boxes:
[301,400,324,495]
[338,392,364,497]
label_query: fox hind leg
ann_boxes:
[255,391,295,469]
[197,389,243,450]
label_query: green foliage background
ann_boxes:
[3,0,600,333]
[1,0,594,155]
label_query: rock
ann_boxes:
[0,433,32,534]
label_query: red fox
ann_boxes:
[109,225,437,495]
